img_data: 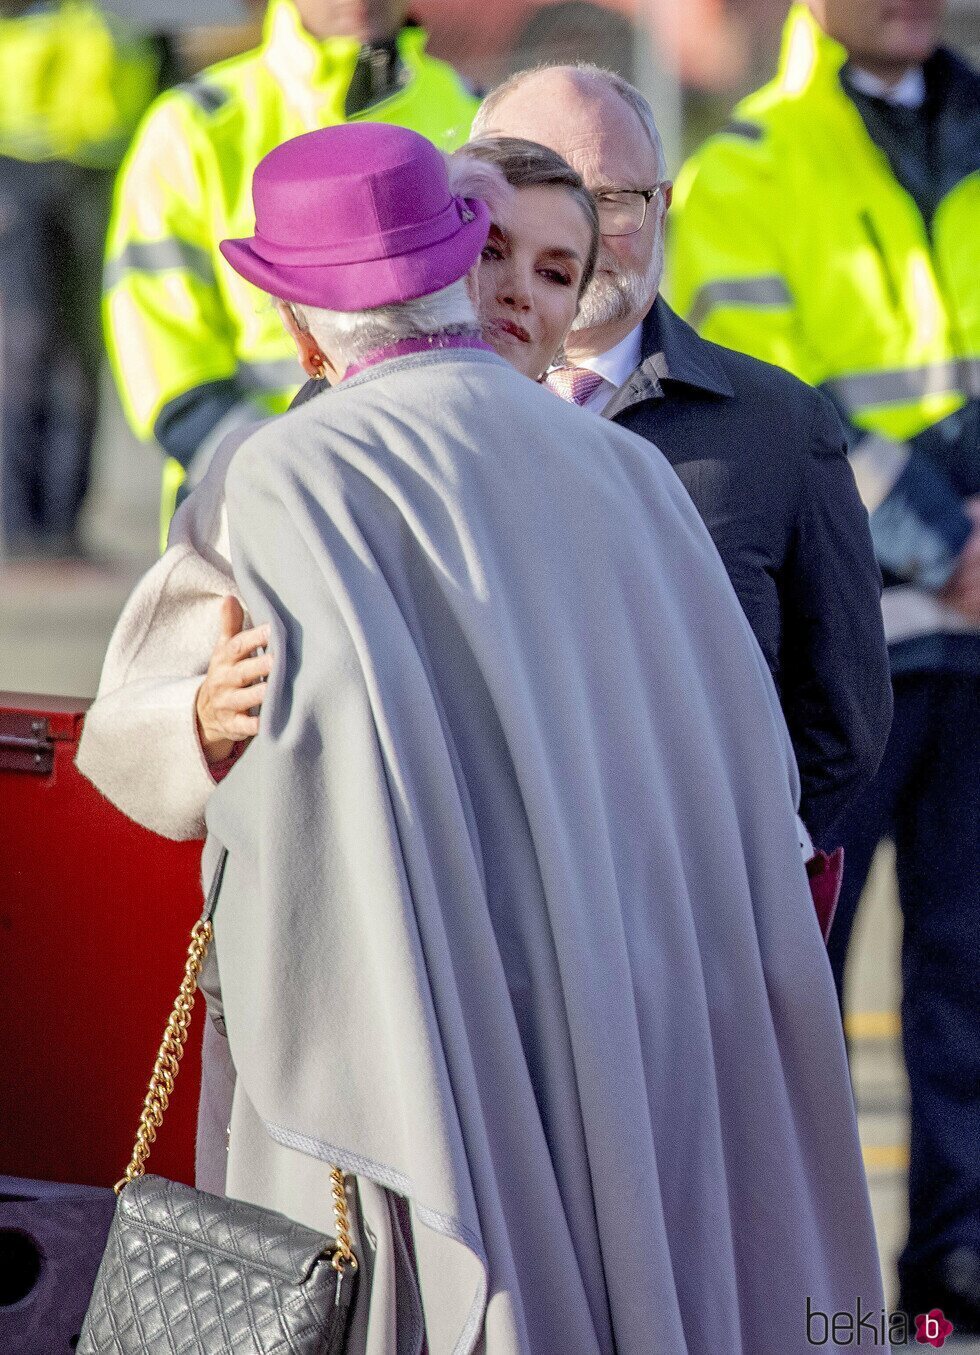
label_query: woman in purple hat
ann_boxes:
[78,132,601,829]
[78,123,887,1354]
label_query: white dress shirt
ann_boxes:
[573,323,644,414]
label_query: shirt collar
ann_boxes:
[577,324,643,389]
[599,296,734,419]
[642,295,735,395]
[846,64,926,108]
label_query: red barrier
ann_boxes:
[0,693,204,1188]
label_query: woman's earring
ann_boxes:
[312,354,327,380]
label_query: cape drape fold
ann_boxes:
[205,349,886,1355]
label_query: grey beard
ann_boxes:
[572,236,664,334]
[572,271,648,331]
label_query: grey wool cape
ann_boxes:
[204,348,886,1355]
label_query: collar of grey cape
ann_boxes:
[287,301,736,418]
[289,346,511,410]
[204,347,885,1355]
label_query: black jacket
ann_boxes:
[291,303,892,842]
[606,298,892,843]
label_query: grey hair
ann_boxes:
[472,63,669,179]
[291,278,479,369]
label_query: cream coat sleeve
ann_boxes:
[75,429,261,841]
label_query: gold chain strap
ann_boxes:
[114,919,213,1194]
[115,917,357,1274]
[329,1166,357,1273]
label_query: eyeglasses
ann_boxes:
[594,182,672,237]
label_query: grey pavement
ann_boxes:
[3,376,977,1349]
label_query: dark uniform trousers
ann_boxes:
[0,155,111,555]
[828,671,980,1285]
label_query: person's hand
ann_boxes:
[938,496,980,624]
[195,596,272,765]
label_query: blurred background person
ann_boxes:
[414,0,750,103]
[665,0,980,1329]
[103,0,478,550]
[505,2,636,80]
[0,0,167,561]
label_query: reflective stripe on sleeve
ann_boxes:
[104,239,216,291]
[824,358,980,414]
[686,276,793,330]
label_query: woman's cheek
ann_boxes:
[547,291,577,351]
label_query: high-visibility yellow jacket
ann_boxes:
[665,4,980,652]
[0,0,160,167]
[666,4,979,444]
[103,0,478,543]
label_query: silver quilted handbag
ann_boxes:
[77,850,358,1354]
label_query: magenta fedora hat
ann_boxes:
[220,123,490,311]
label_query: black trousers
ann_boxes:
[827,671,980,1285]
[0,157,111,555]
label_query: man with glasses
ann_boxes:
[473,64,892,849]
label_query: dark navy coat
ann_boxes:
[605,298,892,842]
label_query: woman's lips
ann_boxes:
[488,318,531,344]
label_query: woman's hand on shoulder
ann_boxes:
[195,596,273,764]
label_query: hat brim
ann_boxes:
[220,199,490,311]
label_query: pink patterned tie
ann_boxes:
[544,366,607,406]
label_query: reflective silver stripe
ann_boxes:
[687,276,792,330]
[104,239,216,290]
[848,433,911,513]
[239,359,302,391]
[824,360,979,414]
[962,357,980,398]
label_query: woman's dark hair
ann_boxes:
[457,136,600,298]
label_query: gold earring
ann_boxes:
[312,355,327,380]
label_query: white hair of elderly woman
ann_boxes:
[290,155,512,370]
